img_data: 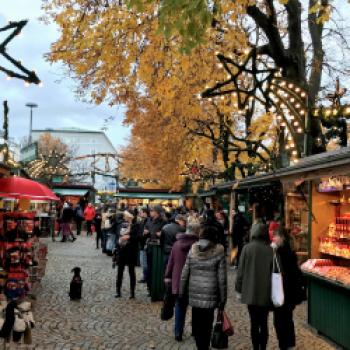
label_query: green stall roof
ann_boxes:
[114,192,182,200]
[53,188,89,196]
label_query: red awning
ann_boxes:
[0,176,59,201]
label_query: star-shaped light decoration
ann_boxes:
[27,150,70,180]
[199,49,309,164]
[0,20,40,84]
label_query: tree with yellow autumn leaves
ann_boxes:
[42,0,350,189]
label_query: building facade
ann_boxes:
[31,128,119,192]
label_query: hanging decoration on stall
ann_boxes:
[318,176,350,193]
[0,21,40,84]
[313,78,349,149]
[180,159,219,182]
[199,48,308,166]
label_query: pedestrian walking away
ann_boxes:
[180,225,227,350]
[161,214,186,271]
[235,204,273,350]
[164,223,200,342]
[74,202,85,236]
[114,210,140,299]
[84,203,96,236]
[138,207,150,283]
[61,202,76,242]
[271,230,306,350]
[94,209,103,249]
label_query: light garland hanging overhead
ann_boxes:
[0,21,41,84]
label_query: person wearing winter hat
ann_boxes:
[165,223,200,341]
[115,210,140,299]
[161,214,187,270]
[144,205,166,295]
[235,206,273,350]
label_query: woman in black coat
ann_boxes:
[272,230,306,350]
[115,211,140,299]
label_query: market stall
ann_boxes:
[115,188,183,210]
[0,176,57,345]
[236,148,350,349]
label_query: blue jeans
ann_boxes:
[175,296,188,337]
[140,250,148,281]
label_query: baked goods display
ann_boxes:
[301,259,350,286]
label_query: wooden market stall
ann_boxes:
[235,148,350,349]
[114,188,184,211]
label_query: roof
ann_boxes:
[32,128,117,153]
[118,188,182,194]
[236,147,350,188]
[53,188,89,197]
[115,192,183,200]
[52,183,95,190]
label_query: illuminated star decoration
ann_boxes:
[0,20,40,84]
[180,160,218,182]
[27,151,70,180]
[199,49,308,165]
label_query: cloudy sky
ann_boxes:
[0,0,130,150]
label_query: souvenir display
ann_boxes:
[0,211,47,345]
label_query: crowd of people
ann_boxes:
[55,199,305,350]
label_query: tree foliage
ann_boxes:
[42,0,350,188]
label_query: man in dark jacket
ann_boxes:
[232,210,250,267]
[161,214,187,270]
[164,223,199,341]
[145,205,167,295]
[204,209,227,250]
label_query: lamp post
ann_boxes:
[25,102,38,144]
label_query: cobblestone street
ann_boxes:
[29,236,339,350]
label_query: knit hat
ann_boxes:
[175,214,187,224]
[123,211,134,220]
[150,205,163,215]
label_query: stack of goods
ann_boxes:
[301,259,350,285]
[0,212,44,344]
[318,220,350,259]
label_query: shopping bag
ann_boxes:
[222,311,234,336]
[271,252,284,307]
[211,312,228,349]
[160,284,175,321]
[230,246,238,265]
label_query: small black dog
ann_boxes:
[69,267,83,300]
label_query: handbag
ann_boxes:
[230,246,238,265]
[160,284,175,321]
[211,311,228,349]
[222,311,234,336]
[271,251,284,307]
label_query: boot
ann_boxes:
[129,290,135,299]
[115,290,121,298]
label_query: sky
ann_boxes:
[0,0,130,150]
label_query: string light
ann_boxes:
[6,76,11,81]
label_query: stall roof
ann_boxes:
[53,188,89,196]
[114,192,182,200]
[236,147,350,187]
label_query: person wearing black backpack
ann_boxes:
[271,230,306,350]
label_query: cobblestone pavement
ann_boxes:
[27,236,340,350]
